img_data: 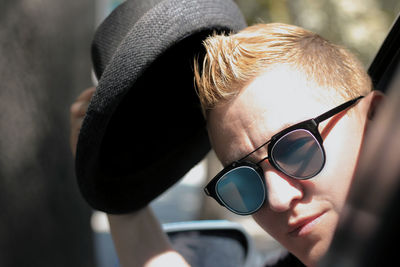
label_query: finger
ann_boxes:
[70,100,90,118]
[70,114,84,131]
[70,107,85,141]
[70,117,84,156]
[76,87,96,101]
[70,87,96,157]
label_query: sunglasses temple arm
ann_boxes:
[239,140,272,161]
[313,96,364,125]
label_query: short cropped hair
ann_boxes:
[194,23,372,117]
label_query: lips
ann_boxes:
[288,212,325,236]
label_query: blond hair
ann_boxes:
[194,23,372,116]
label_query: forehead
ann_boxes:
[207,64,329,164]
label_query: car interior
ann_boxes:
[164,12,400,267]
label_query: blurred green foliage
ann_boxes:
[235,0,400,67]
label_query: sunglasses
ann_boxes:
[204,96,364,215]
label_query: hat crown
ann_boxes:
[77,0,247,214]
[92,0,166,78]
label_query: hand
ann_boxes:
[108,207,190,267]
[69,87,96,157]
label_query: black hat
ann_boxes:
[76,0,246,214]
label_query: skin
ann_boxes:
[207,64,377,266]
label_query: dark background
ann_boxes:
[0,1,95,266]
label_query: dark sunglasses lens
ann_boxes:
[272,129,324,179]
[216,166,265,214]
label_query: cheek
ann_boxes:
[251,206,280,238]
[317,122,362,208]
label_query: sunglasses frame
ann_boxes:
[204,96,364,215]
[205,161,267,215]
[267,120,326,179]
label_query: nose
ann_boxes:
[265,170,304,213]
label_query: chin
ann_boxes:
[301,246,328,267]
[296,229,334,267]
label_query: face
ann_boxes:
[207,64,367,266]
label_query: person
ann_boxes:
[70,23,383,267]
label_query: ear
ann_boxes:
[359,90,385,121]
[367,90,385,120]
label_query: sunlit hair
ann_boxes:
[194,23,372,117]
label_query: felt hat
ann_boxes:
[76,0,246,214]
